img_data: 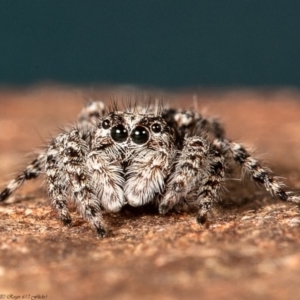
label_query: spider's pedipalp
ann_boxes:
[89,112,128,212]
[87,150,125,212]
[125,148,171,206]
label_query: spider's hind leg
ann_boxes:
[164,108,226,141]
[77,100,106,125]
[0,153,45,202]
[219,139,300,204]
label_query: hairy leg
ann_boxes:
[46,129,107,236]
[159,136,226,224]
[0,153,45,202]
[62,129,106,237]
[214,139,300,204]
[77,100,106,125]
[163,108,225,140]
[45,136,72,226]
[196,145,225,224]
[0,101,106,203]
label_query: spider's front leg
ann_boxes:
[46,129,106,237]
[195,146,225,224]
[159,136,226,224]
[46,136,72,226]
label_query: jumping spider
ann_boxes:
[0,101,299,237]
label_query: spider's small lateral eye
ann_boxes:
[151,123,161,133]
[131,126,149,145]
[102,119,110,129]
[111,124,128,143]
[65,147,78,157]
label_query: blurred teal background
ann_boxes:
[1,1,300,88]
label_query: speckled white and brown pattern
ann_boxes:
[0,100,299,237]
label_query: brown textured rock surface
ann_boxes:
[0,86,300,300]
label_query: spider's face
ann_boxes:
[97,112,174,150]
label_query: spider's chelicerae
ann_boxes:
[0,101,299,237]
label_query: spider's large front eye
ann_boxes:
[131,126,149,145]
[102,119,110,129]
[111,124,128,143]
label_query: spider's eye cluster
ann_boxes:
[109,121,161,145]
[151,123,161,133]
[131,126,149,145]
[111,124,128,142]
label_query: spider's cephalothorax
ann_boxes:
[1,101,299,237]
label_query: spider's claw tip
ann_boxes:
[158,204,169,215]
[62,217,72,227]
[287,195,300,204]
[96,226,107,238]
[196,214,208,225]
[0,188,11,202]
